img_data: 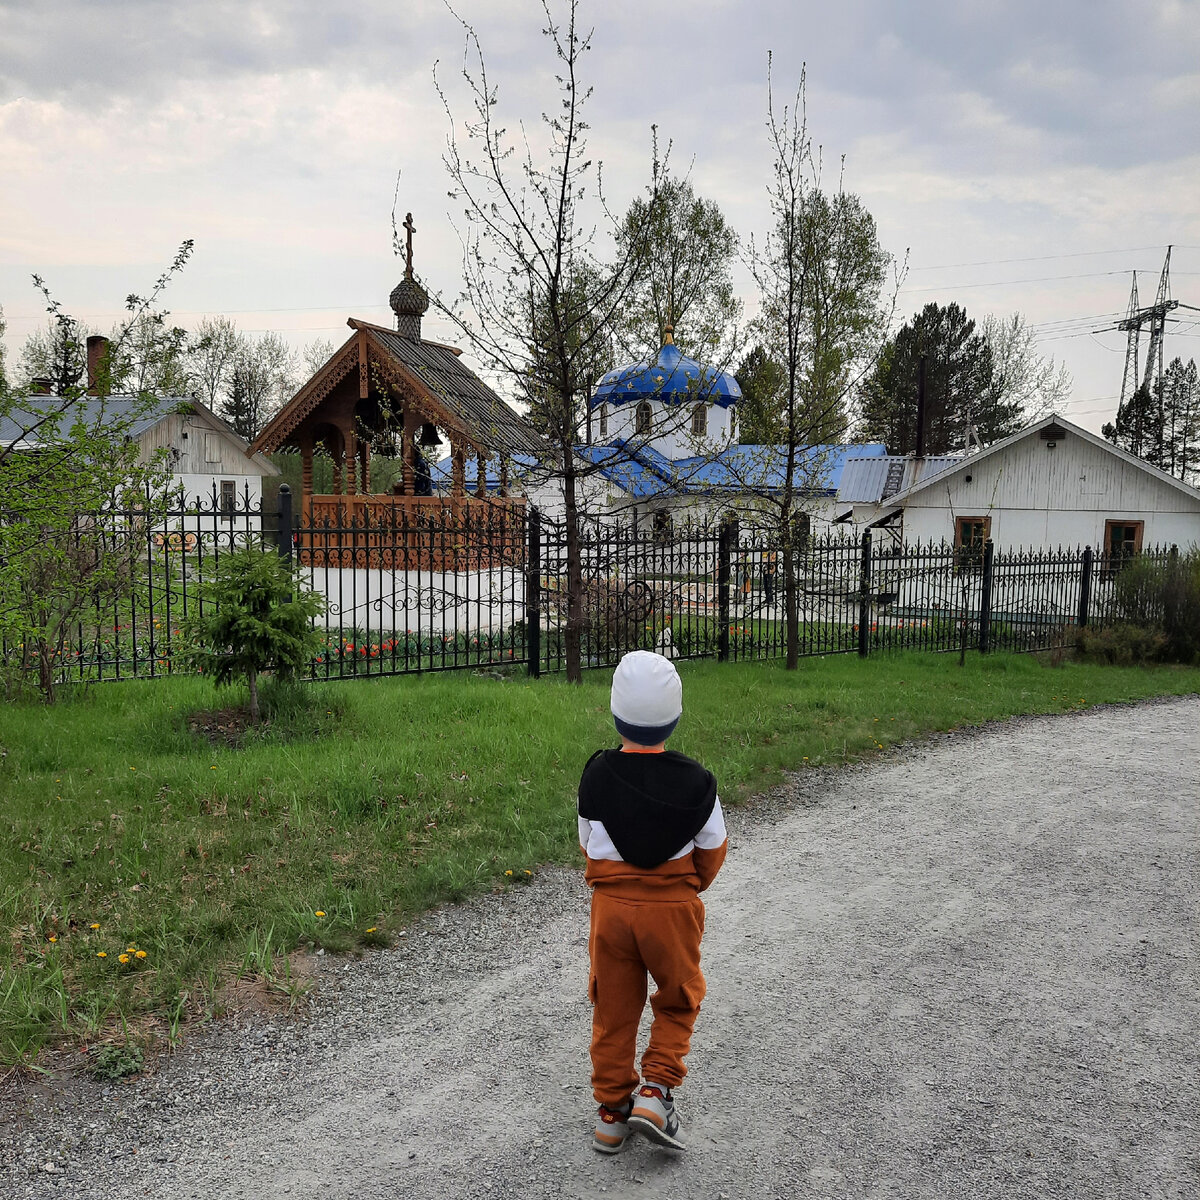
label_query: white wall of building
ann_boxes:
[896,432,1200,549]
[593,398,736,459]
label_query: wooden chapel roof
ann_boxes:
[252,318,547,458]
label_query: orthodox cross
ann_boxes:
[403,213,416,278]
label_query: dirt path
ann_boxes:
[4,698,1198,1199]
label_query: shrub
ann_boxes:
[1073,623,1169,666]
[179,545,326,720]
[1111,550,1200,664]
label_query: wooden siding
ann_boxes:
[137,413,266,477]
[902,433,1200,549]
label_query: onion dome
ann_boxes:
[391,211,430,340]
[590,327,741,409]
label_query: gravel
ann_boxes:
[2,696,1197,1199]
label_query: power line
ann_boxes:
[906,245,1167,271]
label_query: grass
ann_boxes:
[2,652,1198,1068]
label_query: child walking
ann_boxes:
[577,651,727,1153]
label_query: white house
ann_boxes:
[855,413,1200,554]
[4,358,278,517]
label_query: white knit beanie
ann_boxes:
[610,650,683,745]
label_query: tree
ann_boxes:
[186,315,242,410]
[220,332,295,441]
[0,305,9,396]
[179,544,325,722]
[1106,356,1200,480]
[1161,357,1200,483]
[614,174,741,363]
[858,302,1016,454]
[434,0,663,683]
[16,316,94,394]
[733,345,785,444]
[109,312,190,397]
[739,60,899,667]
[0,242,193,700]
[980,312,1071,420]
[301,337,337,376]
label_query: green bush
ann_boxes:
[1073,623,1169,666]
[1111,551,1200,664]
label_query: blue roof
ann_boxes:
[577,440,888,499]
[430,441,888,500]
[590,341,741,410]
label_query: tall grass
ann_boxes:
[2,654,1198,1065]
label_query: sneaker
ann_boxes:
[628,1082,685,1150]
[592,1101,632,1155]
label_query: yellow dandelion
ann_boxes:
[314,910,326,917]
[135,950,147,960]
[96,951,107,958]
[90,923,100,930]
[126,946,137,953]
[118,954,131,964]
[365,927,377,933]
[210,765,217,771]
[524,870,532,876]
[48,935,58,943]
[505,870,513,877]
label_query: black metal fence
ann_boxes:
[2,484,1180,687]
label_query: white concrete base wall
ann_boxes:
[300,567,525,634]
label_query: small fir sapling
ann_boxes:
[180,544,325,721]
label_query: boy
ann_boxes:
[577,650,727,1154]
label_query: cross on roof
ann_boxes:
[403,213,416,278]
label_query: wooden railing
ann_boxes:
[299,494,527,570]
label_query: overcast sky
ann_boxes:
[2,0,1198,434]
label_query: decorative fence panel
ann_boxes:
[1,484,1181,688]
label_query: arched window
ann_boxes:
[691,403,706,436]
[598,403,609,438]
[728,406,737,441]
[635,401,652,436]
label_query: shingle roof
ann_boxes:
[253,320,547,459]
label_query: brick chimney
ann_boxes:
[87,335,110,396]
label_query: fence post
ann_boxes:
[1077,545,1093,628]
[276,484,293,563]
[978,539,994,653]
[857,529,872,658]
[526,506,541,678]
[717,518,734,661]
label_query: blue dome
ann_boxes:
[590,341,741,410]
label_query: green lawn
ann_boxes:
[3,652,1198,1067]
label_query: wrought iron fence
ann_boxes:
[1,483,1182,688]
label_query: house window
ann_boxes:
[652,509,673,542]
[219,479,237,520]
[598,403,608,439]
[635,401,652,436]
[691,403,706,436]
[792,511,811,553]
[954,515,991,566]
[728,406,737,441]
[1103,519,1143,571]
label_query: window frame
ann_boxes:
[953,515,991,567]
[219,479,237,521]
[635,400,652,436]
[598,403,608,439]
[1103,519,1144,571]
[690,403,706,437]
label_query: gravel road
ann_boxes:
[3,697,1198,1200]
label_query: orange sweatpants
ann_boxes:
[588,890,707,1107]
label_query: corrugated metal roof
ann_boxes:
[836,454,962,503]
[1,394,186,447]
[365,328,547,457]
